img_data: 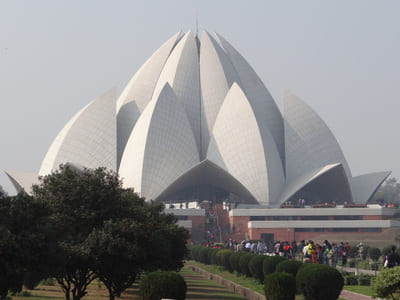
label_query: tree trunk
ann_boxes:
[105,282,115,300]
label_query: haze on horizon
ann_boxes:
[0,0,399,195]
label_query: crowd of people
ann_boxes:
[207,239,360,268]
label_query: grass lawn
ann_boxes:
[185,260,265,295]
[343,285,374,297]
[11,264,247,300]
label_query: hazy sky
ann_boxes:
[1,1,399,194]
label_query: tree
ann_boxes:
[373,177,400,204]
[373,266,400,299]
[0,192,51,299]
[86,193,189,300]
[0,186,6,198]
[32,165,189,300]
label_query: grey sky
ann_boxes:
[1,0,399,194]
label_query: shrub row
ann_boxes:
[189,246,344,300]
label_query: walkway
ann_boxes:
[180,266,247,300]
[340,290,382,300]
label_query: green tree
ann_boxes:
[0,192,51,299]
[373,177,400,204]
[32,165,188,300]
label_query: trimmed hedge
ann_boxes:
[216,250,233,272]
[264,272,296,300]
[263,256,287,276]
[139,271,187,300]
[229,252,244,274]
[239,252,255,277]
[296,264,343,300]
[249,255,267,283]
[275,259,303,277]
[208,248,220,265]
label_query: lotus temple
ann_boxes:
[6,30,399,243]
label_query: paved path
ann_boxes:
[180,266,247,300]
[340,289,381,300]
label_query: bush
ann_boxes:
[368,247,381,262]
[382,245,395,256]
[189,246,202,262]
[208,248,220,265]
[373,266,400,299]
[358,274,372,286]
[275,260,303,277]
[348,259,356,268]
[296,264,344,300]
[229,252,242,273]
[249,255,267,283]
[199,247,213,264]
[263,256,287,276]
[139,271,187,300]
[216,250,233,272]
[343,273,358,285]
[264,272,296,300]
[239,252,255,277]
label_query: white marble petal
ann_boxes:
[119,83,199,200]
[351,171,391,203]
[5,170,39,194]
[284,91,352,182]
[216,32,285,170]
[39,89,117,175]
[199,31,241,159]
[152,31,201,155]
[207,83,285,205]
[116,32,181,165]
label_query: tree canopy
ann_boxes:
[0,165,189,300]
[373,177,400,204]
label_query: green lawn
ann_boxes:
[185,260,265,295]
[343,285,374,297]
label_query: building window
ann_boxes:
[360,228,382,232]
[294,228,324,232]
[301,216,330,220]
[267,216,297,220]
[176,216,188,220]
[333,216,362,220]
[327,228,358,232]
[250,216,266,221]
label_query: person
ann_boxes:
[342,242,350,266]
[384,246,400,268]
[358,243,365,260]
[331,243,339,268]
[291,240,298,259]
